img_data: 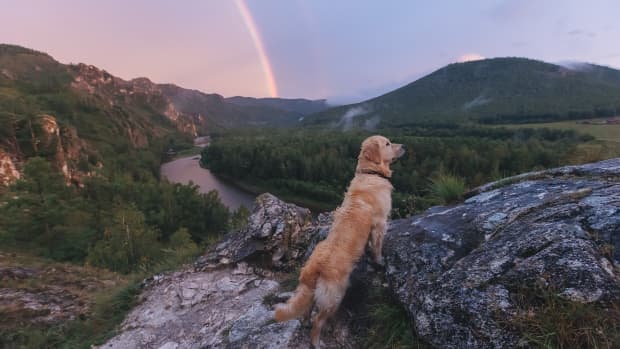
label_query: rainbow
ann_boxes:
[234,0,279,97]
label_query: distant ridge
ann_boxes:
[303,57,620,127]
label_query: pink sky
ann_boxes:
[2,0,620,103]
[1,1,272,97]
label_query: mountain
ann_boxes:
[226,96,329,116]
[303,57,620,127]
[0,44,186,185]
[0,44,321,185]
[159,86,322,129]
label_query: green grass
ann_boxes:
[361,286,429,349]
[505,284,620,349]
[489,119,620,163]
[430,174,466,204]
[496,119,620,143]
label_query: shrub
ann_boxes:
[86,206,162,273]
[430,174,466,204]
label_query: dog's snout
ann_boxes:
[400,144,406,151]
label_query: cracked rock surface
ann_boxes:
[384,157,620,349]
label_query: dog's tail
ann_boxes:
[274,258,321,322]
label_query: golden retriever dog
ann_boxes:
[274,135,405,347]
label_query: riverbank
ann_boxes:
[160,156,255,210]
[200,171,337,213]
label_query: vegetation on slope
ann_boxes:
[303,57,620,127]
[0,44,247,347]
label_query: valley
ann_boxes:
[1,43,619,348]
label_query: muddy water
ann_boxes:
[160,156,255,210]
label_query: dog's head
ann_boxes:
[356,135,405,178]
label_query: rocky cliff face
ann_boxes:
[0,114,89,186]
[99,158,619,349]
[70,64,199,140]
[0,149,20,186]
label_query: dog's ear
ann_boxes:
[361,139,381,164]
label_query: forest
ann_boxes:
[202,125,596,216]
[0,142,244,274]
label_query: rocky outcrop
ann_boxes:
[0,149,20,186]
[0,114,89,186]
[384,157,620,348]
[101,194,368,349]
[38,115,85,183]
[100,158,619,349]
[71,63,199,140]
[196,193,315,271]
[0,253,125,328]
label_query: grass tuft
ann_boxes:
[506,284,620,349]
[430,173,466,204]
[361,285,429,349]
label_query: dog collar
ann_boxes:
[356,169,391,180]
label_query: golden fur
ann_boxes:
[274,135,405,347]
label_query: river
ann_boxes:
[160,155,255,211]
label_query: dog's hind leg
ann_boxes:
[310,306,336,348]
[302,303,313,327]
[310,278,348,348]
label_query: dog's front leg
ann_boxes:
[370,221,386,265]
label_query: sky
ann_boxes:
[1,0,620,104]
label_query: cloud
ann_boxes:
[557,61,593,71]
[457,53,485,63]
[568,29,596,38]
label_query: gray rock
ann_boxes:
[384,157,620,348]
[102,158,620,349]
[195,193,314,271]
[100,193,364,349]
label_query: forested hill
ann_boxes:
[225,96,329,116]
[0,44,325,185]
[302,57,620,127]
[0,45,172,185]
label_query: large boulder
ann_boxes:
[195,193,315,271]
[384,157,620,348]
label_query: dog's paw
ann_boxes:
[370,256,385,270]
[374,255,384,265]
